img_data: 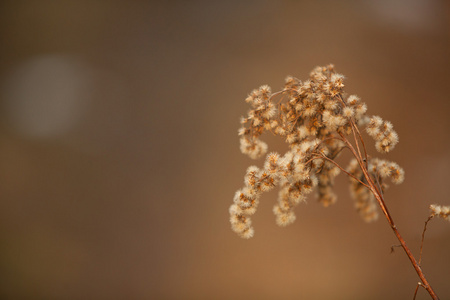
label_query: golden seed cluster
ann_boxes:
[231,65,404,238]
[347,158,404,222]
[366,116,399,153]
[347,159,378,222]
[429,204,450,222]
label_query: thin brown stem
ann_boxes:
[336,94,367,165]
[336,94,369,169]
[268,90,285,101]
[350,121,369,163]
[419,216,434,265]
[337,116,440,299]
[312,154,371,189]
[359,155,439,299]
[413,282,421,300]
[373,174,384,197]
[349,126,364,161]
[312,136,346,153]
[338,132,362,165]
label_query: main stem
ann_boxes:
[362,165,439,300]
[337,108,440,299]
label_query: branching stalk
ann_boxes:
[231,65,445,299]
[342,132,439,300]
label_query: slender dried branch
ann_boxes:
[419,216,434,265]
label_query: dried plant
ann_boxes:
[230,65,448,299]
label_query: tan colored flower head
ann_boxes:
[429,204,450,222]
[230,65,404,237]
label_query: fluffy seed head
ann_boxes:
[369,116,383,128]
[346,95,360,105]
[355,103,367,118]
[430,204,450,222]
[232,65,404,238]
[273,207,296,226]
[343,106,355,118]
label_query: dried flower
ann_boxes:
[429,204,450,222]
[230,65,404,237]
[229,65,446,299]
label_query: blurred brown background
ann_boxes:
[0,1,449,299]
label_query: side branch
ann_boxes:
[312,154,371,189]
[419,216,434,265]
[362,164,439,299]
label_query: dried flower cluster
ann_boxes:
[230,65,404,238]
[429,204,450,222]
[347,157,404,222]
[230,65,448,299]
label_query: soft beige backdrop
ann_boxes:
[0,1,449,299]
